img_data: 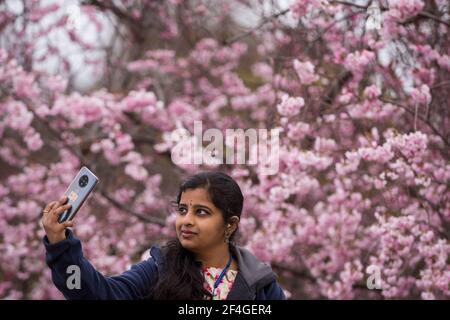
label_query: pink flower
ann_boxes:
[287,121,310,140]
[276,94,305,117]
[344,50,375,74]
[269,186,290,203]
[387,0,425,20]
[127,59,159,72]
[421,291,435,300]
[437,55,450,71]
[364,85,381,100]
[5,101,33,131]
[231,94,258,110]
[410,84,431,105]
[28,3,60,22]
[44,75,67,94]
[168,99,194,116]
[338,91,354,104]
[115,133,134,154]
[125,163,148,181]
[314,137,337,153]
[388,131,428,160]
[13,73,39,99]
[252,62,273,81]
[121,90,158,112]
[293,59,319,84]
[25,131,43,151]
[113,188,136,204]
[290,0,325,18]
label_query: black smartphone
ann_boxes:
[57,166,99,223]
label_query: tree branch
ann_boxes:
[223,8,290,45]
[82,0,146,42]
[16,94,167,226]
[381,97,450,149]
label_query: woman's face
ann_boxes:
[175,188,227,252]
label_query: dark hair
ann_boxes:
[152,171,244,300]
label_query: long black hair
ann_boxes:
[152,171,244,300]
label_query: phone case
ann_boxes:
[57,166,99,223]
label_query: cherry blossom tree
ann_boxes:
[0,0,449,299]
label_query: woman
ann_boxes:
[42,171,286,300]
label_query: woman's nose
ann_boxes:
[181,209,195,224]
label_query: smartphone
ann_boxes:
[57,166,99,223]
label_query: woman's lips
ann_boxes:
[181,231,196,238]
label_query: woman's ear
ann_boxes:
[227,216,240,233]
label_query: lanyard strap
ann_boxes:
[212,253,233,298]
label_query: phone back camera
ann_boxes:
[79,175,89,187]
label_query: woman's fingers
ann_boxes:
[51,203,72,222]
[41,197,73,242]
[57,195,68,206]
[52,203,71,216]
[43,201,58,215]
[48,196,68,216]
[63,220,74,228]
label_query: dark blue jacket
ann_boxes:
[43,229,286,300]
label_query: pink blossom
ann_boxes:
[287,121,310,140]
[168,99,194,116]
[127,59,159,72]
[231,94,258,110]
[337,90,354,104]
[5,101,33,131]
[293,59,319,84]
[364,85,381,100]
[387,0,425,20]
[314,137,337,153]
[24,131,44,151]
[437,55,450,71]
[121,90,158,112]
[344,50,375,75]
[290,0,325,18]
[0,0,449,300]
[28,3,60,22]
[13,73,39,99]
[410,84,431,105]
[252,62,273,82]
[269,186,290,203]
[276,94,305,117]
[44,75,68,94]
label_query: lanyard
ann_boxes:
[212,253,233,298]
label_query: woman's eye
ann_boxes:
[176,207,209,216]
[197,209,209,216]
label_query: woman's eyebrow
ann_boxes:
[178,203,212,211]
[193,204,212,211]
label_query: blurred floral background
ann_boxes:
[0,0,449,299]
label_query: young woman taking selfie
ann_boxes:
[41,171,286,300]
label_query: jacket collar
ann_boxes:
[226,243,276,299]
[149,243,276,300]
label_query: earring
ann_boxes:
[224,232,231,243]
